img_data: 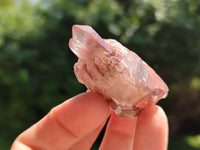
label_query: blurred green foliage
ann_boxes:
[0,0,200,149]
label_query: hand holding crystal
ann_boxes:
[11,25,169,150]
[11,92,168,150]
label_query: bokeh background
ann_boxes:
[1,0,200,149]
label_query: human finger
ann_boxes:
[133,105,168,150]
[11,92,111,150]
[99,111,137,150]
[69,120,106,150]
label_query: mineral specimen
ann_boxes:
[69,25,169,118]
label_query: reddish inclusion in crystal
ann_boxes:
[69,25,169,118]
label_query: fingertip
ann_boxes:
[99,111,137,150]
[82,91,110,111]
[133,105,169,150]
[51,91,111,136]
[138,105,168,128]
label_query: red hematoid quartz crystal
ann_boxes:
[69,25,169,118]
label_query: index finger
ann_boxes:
[11,92,111,150]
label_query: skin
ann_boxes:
[11,92,168,150]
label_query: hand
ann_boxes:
[11,92,168,150]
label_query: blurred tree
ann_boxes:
[0,0,85,148]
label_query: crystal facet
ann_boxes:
[69,25,169,118]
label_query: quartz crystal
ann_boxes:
[69,25,169,118]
